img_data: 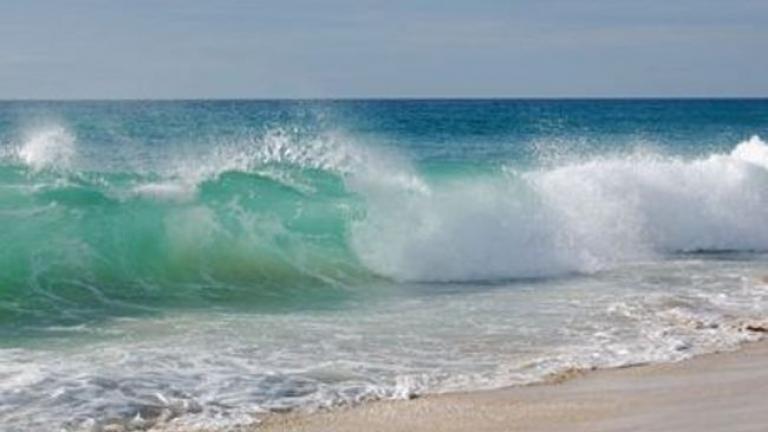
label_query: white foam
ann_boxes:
[531,136,768,255]
[132,181,197,202]
[17,125,76,171]
[133,127,428,202]
[731,135,768,169]
[351,136,768,281]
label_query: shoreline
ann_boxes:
[252,334,768,432]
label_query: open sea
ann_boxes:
[1,99,768,431]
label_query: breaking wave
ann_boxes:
[2,125,768,322]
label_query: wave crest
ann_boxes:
[353,136,768,281]
[2,128,768,302]
[15,125,77,171]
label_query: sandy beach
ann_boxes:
[255,337,768,432]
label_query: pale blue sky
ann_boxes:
[1,0,766,99]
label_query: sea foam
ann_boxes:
[352,136,768,281]
[16,125,76,171]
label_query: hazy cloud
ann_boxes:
[0,0,766,98]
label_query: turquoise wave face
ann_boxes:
[0,162,382,326]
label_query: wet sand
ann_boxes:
[257,339,768,432]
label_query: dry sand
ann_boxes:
[257,339,768,432]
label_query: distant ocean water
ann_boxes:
[1,99,768,431]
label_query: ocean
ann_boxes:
[1,99,768,431]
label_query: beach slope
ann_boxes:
[260,340,768,432]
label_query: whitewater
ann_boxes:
[1,100,768,431]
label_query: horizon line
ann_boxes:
[1,96,767,103]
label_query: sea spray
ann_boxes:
[16,125,76,171]
[352,136,768,280]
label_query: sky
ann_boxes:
[0,0,766,99]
